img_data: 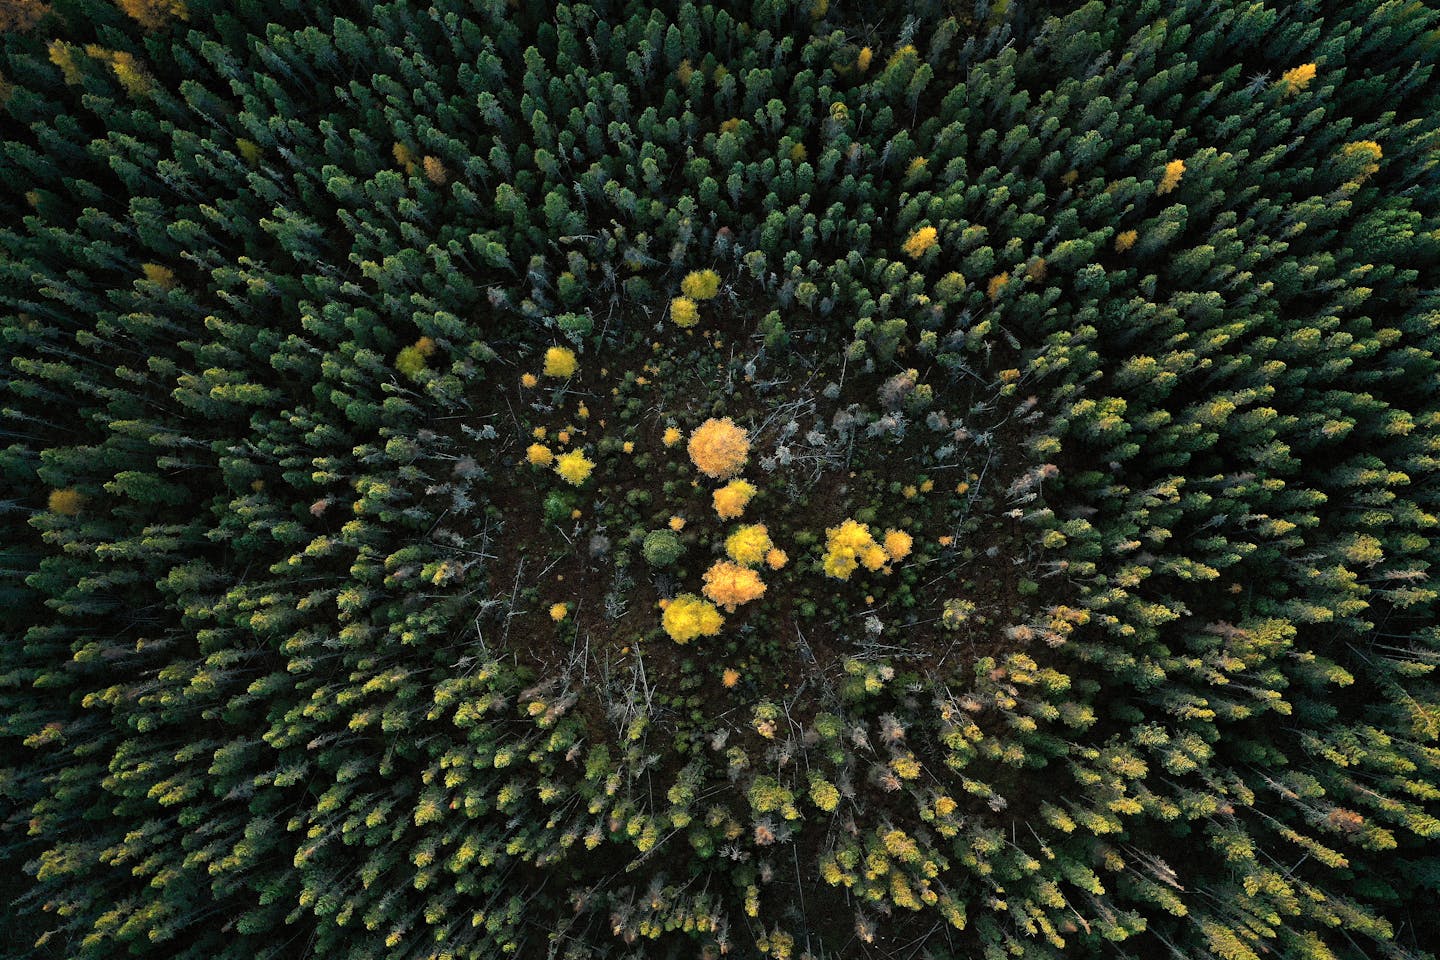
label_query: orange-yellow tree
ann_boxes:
[688,417,750,479]
[702,561,766,612]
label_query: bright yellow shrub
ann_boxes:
[663,594,725,643]
[883,529,913,561]
[713,478,757,520]
[543,346,577,378]
[822,519,880,580]
[1280,63,1317,95]
[1157,158,1185,195]
[902,226,938,259]
[702,561,767,612]
[671,296,699,327]
[680,269,721,300]
[726,524,773,567]
[861,544,889,572]
[554,449,594,486]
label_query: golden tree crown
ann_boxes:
[688,418,750,479]
[702,561,766,612]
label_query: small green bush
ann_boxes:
[642,529,683,567]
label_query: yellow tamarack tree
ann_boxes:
[725,524,773,567]
[713,479,757,519]
[688,417,750,479]
[702,561,766,612]
[662,594,724,643]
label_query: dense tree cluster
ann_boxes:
[2,1,1439,959]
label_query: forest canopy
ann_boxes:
[2,1,1439,959]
